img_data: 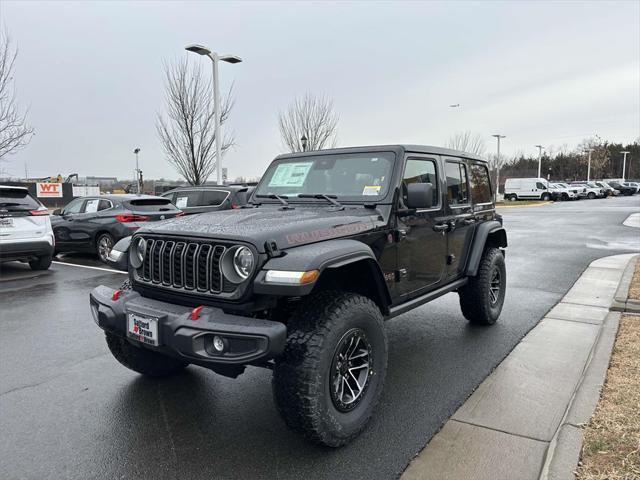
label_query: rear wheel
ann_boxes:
[96,233,114,263]
[105,332,188,377]
[272,291,387,447]
[29,255,52,270]
[459,247,506,325]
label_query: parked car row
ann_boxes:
[0,184,251,270]
[503,177,639,201]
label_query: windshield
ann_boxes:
[254,152,395,202]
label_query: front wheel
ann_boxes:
[272,292,387,447]
[105,332,188,377]
[459,247,506,325]
[541,193,551,201]
[508,194,517,202]
[587,192,596,199]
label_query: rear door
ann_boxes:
[0,188,49,242]
[442,158,475,280]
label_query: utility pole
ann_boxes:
[621,151,630,181]
[492,134,506,202]
[133,148,141,193]
[585,148,593,181]
[535,145,544,178]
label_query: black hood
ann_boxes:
[139,205,387,252]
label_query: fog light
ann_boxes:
[213,336,225,352]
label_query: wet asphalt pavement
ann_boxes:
[1,196,639,480]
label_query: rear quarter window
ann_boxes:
[202,190,230,206]
[469,163,492,204]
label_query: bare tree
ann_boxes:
[446,131,486,156]
[0,30,34,160]
[278,93,338,153]
[156,58,233,185]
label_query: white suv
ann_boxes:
[0,186,55,270]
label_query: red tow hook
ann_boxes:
[111,289,124,301]
[191,306,204,320]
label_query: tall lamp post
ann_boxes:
[621,151,630,181]
[301,135,308,152]
[585,148,593,181]
[492,134,506,202]
[133,148,141,193]
[535,145,544,178]
[185,44,242,185]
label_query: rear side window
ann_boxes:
[469,163,492,204]
[445,161,469,205]
[125,198,178,211]
[202,190,229,206]
[173,191,203,208]
[402,158,439,207]
[0,188,42,210]
[98,199,112,211]
[84,198,100,213]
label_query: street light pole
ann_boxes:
[133,148,141,193]
[585,148,593,181]
[301,135,308,152]
[535,145,544,178]
[621,151,630,181]
[185,44,242,185]
[492,134,505,202]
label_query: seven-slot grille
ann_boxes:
[138,238,226,294]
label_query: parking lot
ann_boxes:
[1,195,639,480]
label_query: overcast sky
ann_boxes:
[2,0,639,181]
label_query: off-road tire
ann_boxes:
[96,233,114,263]
[105,332,188,377]
[587,192,596,200]
[272,291,387,447]
[459,247,506,325]
[29,255,52,270]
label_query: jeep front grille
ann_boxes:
[138,238,226,294]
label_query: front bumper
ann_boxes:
[89,285,287,367]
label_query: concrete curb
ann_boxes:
[401,253,638,480]
[496,201,553,209]
[611,255,640,313]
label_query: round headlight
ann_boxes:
[233,247,254,280]
[130,237,146,269]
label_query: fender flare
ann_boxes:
[253,239,392,308]
[465,220,507,276]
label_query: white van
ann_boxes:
[503,178,552,201]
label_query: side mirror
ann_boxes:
[406,183,434,209]
[53,209,62,215]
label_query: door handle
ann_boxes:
[433,223,448,232]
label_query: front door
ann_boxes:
[52,198,86,249]
[396,156,447,298]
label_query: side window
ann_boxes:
[63,199,84,215]
[98,199,112,211]
[536,182,547,190]
[469,163,492,204]
[202,190,229,206]
[402,158,439,207]
[84,198,100,213]
[445,161,469,205]
[162,192,176,203]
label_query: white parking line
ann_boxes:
[52,261,127,274]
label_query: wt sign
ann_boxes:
[36,182,63,198]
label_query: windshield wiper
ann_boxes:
[255,194,293,209]
[298,194,343,208]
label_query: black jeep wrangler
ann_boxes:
[90,145,507,447]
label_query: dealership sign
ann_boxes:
[36,182,63,198]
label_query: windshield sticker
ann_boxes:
[175,196,189,208]
[362,185,382,196]
[268,162,313,188]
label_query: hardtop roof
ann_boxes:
[275,144,488,163]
